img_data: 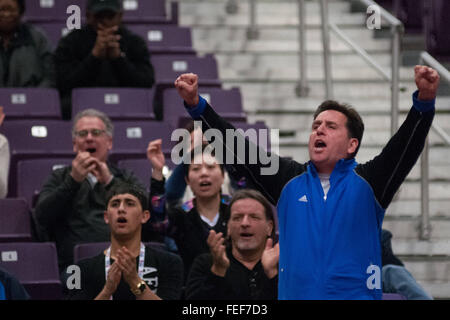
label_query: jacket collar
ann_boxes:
[308,158,357,178]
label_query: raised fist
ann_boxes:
[174,73,199,107]
[415,65,440,101]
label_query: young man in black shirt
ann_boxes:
[66,182,183,300]
[185,189,279,300]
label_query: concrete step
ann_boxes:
[392,239,450,257]
[194,36,391,55]
[395,258,450,299]
[383,218,450,240]
[191,26,381,44]
[218,61,415,82]
[241,94,450,113]
[247,113,450,132]
[223,81,419,101]
[401,258,450,282]
[213,52,394,69]
[192,29,391,54]
[179,0,351,15]
[179,0,366,27]
[417,281,450,300]
[386,200,450,218]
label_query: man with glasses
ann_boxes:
[35,109,149,272]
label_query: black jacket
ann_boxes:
[0,23,54,87]
[35,163,146,271]
[54,24,154,119]
[185,247,278,300]
[66,245,184,300]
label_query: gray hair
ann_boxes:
[72,109,114,139]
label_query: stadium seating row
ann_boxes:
[1,54,222,120]
[0,119,271,202]
[23,0,177,24]
[37,22,195,55]
[0,86,245,123]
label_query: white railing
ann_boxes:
[320,0,403,135]
[227,0,309,96]
[419,52,450,240]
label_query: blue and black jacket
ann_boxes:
[184,91,435,300]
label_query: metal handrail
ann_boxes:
[320,0,333,99]
[296,0,309,97]
[247,0,258,39]
[419,51,450,241]
[244,0,309,96]
[320,0,403,135]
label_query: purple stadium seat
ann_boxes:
[152,54,221,87]
[73,241,167,263]
[34,22,70,49]
[109,121,175,163]
[24,0,177,24]
[117,155,178,191]
[0,120,72,157]
[231,121,272,152]
[0,199,32,243]
[424,0,450,61]
[382,293,407,300]
[0,242,62,300]
[120,0,174,24]
[151,54,221,120]
[117,158,152,190]
[73,242,109,263]
[126,24,195,55]
[163,87,246,126]
[0,88,61,120]
[24,0,86,23]
[17,158,73,208]
[71,88,155,121]
[23,0,62,22]
[0,120,73,197]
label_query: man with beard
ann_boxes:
[185,189,279,300]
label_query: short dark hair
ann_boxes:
[229,188,276,240]
[183,144,224,178]
[105,182,148,211]
[313,100,364,158]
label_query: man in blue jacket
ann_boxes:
[173,65,440,299]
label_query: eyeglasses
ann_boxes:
[74,129,106,138]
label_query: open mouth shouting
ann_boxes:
[314,139,327,152]
[116,216,128,227]
[239,232,254,240]
[199,180,212,190]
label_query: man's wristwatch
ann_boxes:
[131,279,146,296]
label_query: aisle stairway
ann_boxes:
[176,0,450,298]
